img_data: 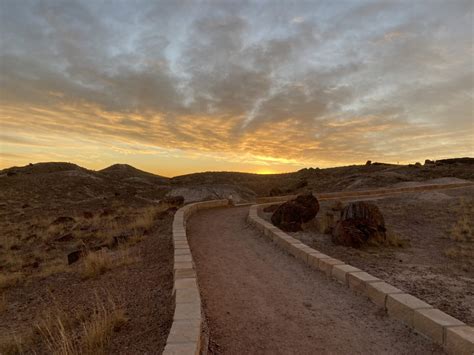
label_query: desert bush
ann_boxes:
[81,249,137,279]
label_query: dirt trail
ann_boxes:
[187,206,443,354]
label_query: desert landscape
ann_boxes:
[1,0,473,354]
[0,158,473,353]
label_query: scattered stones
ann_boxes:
[332,201,386,248]
[271,193,320,232]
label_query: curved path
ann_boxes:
[187,206,443,354]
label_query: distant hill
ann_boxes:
[99,164,169,185]
[1,162,87,175]
[1,158,472,203]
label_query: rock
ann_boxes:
[83,211,94,219]
[424,159,435,165]
[366,160,372,165]
[51,216,76,225]
[67,250,84,265]
[415,162,422,166]
[332,201,386,248]
[271,193,320,232]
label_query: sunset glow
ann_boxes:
[0,0,472,176]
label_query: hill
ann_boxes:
[99,164,169,185]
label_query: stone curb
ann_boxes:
[248,183,474,355]
[163,199,229,355]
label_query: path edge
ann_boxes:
[163,199,229,355]
[248,187,474,355]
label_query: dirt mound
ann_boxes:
[332,201,386,248]
[271,193,320,232]
[166,184,256,203]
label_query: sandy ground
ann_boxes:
[0,213,174,354]
[187,206,443,354]
[284,186,474,326]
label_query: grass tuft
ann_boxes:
[81,249,137,279]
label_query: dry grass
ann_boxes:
[0,333,30,355]
[0,293,6,314]
[444,199,473,264]
[385,230,410,248]
[449,199,473,242]
[0,203,164,286]
[0,235,21,250]
[36,296,126,355]
[81,298,127,354]
[0,272,24,290]
[81,249,138,279]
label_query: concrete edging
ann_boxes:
[247,186,474,355]
[163,199,229,355]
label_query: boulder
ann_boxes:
[271,193,319,232]
[332,201,386,248]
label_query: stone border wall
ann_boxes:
[163,199,229,355]
[247,186,474,355]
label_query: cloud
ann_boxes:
[0,0,472,174]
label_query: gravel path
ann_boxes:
[187,206,443,355]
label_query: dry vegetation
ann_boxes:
[0,204,169,288]
[0,295,126,355]
[445,198,474,261]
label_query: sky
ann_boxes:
[0,0,473,177]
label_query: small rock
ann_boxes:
[67,250,84,265]
[83,211,94,219]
